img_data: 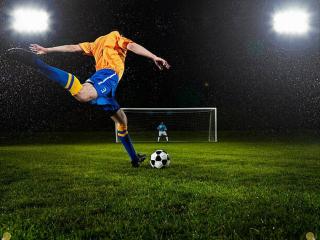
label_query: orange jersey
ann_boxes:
[79,31,133,80]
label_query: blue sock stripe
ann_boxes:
[67,75,75,90]
[118,132,128,137]
[117,130,128,134]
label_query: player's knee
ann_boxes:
[74,91,92,103]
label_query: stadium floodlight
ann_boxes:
[11,8,49,33]
[273,9,310,35]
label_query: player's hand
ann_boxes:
[29,44,48,55]
[153,56,170,70]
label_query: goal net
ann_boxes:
[115,108,217,143]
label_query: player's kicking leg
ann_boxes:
[7,48,145,167]
[111,109,146,167]
[7,48,89,99]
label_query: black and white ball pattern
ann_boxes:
[150,150,170,169]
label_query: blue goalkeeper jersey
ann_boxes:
[157,124,167,131]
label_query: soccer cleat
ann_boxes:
[7,48,38,67]
[131,153,146,168]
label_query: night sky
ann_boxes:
[0,0,320,132]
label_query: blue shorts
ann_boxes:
[86,69,120,114]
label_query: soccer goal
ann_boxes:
[115,108,217,143]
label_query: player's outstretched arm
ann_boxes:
[29,44,83,55]
[127,42,170,70]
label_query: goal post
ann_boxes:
[115,108,217,143]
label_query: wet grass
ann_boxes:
[0,133,320,239]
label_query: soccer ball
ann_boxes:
[150,150,170,169]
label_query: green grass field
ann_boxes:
[0,132,320,239]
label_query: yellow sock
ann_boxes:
[65,74,83,96]
[117,124,128,137]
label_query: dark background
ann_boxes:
[0,0,320,133]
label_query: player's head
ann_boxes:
[161,122,163,124]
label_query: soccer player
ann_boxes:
[157,122,168,142]
[7,31,170,167]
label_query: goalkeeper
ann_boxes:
[157,122,169,142]
[7,31,170,167]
